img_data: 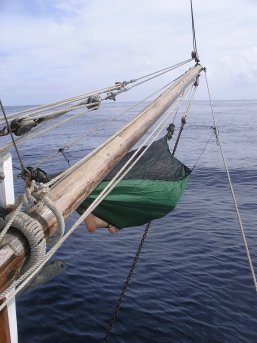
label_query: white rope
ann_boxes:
[31,102,92,121]
[39,195,65,247]
[0,85,122,124]
[0,82,193,309]
[34,77,181,169]
[0,195,26,243]
[0,211,47,299]
[0,191,65,305]
[113,60,193,96]
[204,71,257,293]
[47,73,186,187]
[1,59,193,125]
[0,108,91,154]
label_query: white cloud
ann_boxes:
[1,0,257,104]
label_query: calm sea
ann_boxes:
[3,100,257,342]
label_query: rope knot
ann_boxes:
[166,123,175,140]
[86,95,101,110]
[106,92,116,101]
[210,126,220,146]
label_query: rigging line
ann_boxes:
[0,89,189,308]
[171,83,193,126]
[36,74,185,170]
[36,64,189,140]
[114,59,193,96]
[28,102,91,121]
[0,61,192,132]
[48,72,187,186]
[127,58,193,84]
[204,71,257,293]
[190,0,198,55]
[191,131,214,171]
[172,83,197,156]
[3,85,121,121]
[0,99,25,171]
[0,108,91,155]
[3,59,192,123]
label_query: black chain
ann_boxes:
[103,221,151,342]
[171,116,186,157]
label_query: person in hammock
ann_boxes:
[77,135,191,234]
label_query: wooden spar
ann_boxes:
[0,64,202,293]
[30,64,202,231]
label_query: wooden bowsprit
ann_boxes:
[0,65,203,343]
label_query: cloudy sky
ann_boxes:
[1,0,257,105]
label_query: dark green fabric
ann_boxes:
[77,177,189,228]
[76,135,191,229]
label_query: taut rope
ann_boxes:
[204,70,257,293]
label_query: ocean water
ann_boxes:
[2,100,257,343]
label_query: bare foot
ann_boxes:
[108,225,119,234]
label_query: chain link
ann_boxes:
[103,221,151,342]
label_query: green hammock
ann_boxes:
[77,136,191,228]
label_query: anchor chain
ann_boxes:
[104,221,151,342]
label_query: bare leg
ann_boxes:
[83,213,119,234]
[83,213,97,233]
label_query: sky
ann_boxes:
[1,0,257,105]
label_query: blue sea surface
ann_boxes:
[3,100,257,342]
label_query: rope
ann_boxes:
[0,195,26,243]
[1,58,192,127]
[121,59,193,85]
[0,67,191,155]
[204,71,257,292]
[172,82,197,156]
[34,78,182,169]
[190,0,198,59]
[32,189,65,247]
[191,130,214,170]
[0,100,25,172]
[31,102,93,122]
[0,85,122,125]
[0,82,191,309]
[104,221,151,342]
[0,191,65,307]
[127,59,193,90]
[105,60,193,100]
[0,108,91,154]
[47,73,187,187]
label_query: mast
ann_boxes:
[0,64,202,295]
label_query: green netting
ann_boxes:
[77,135,191,228]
